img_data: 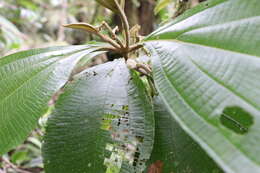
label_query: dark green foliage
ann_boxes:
[0,0,260,173]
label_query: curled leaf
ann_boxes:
[63,23,98,34]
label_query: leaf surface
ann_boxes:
[146,0,260,172]
[0,45,102,155]
[43,59,154,173]
[147,97,223,173]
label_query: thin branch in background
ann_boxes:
[90,3,101,24]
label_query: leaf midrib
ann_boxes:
[0,59,59,106]
[153,62,235,173]
[0,48,95,100]
[0,56,60,83]
[151,44,259,167]
[147,39,260,59]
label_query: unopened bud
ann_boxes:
[127,59,137,69]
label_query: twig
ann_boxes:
[98,46,118,52]
[136,63,152,74]
[2,157,32,173]
[129,43,144,52]
[96,32,121,49]
[113,0,130,50]
[101,21,124,48]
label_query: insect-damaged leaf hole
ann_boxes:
[220,106,254,134]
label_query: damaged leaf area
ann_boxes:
[220,106,254,135]
[43,59,154,173]
[147,40,260,173]
[146,0,260,172]
[102,70,154,173]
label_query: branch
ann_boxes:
[129,43,144,52]
[101,22,124,48]
[113,0,130,50]
[1,157,32,173]
[96,32,121,49]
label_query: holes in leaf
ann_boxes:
[102,103,147,172]
[220,106,254,134]
[101,113,120,131]
[133,151,140,167]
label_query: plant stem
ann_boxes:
[129,43,144,52]
[101,22,124,48]
[113,0,130,51]
[2,157,32,173]
[98,46,118,52]
[96,32,121,49]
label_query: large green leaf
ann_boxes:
[145,0,260,172]
[147,0,260,57]
[147,96,223,173]
[0,45,103,155]
[43,59,154,173]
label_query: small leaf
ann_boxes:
[64,23,98,33]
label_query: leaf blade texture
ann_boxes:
[43,59,154,173]
[147,96,223,173]
[146,0,260,172]
[0,45,102,155]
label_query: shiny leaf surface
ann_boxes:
[147,97,223,173]
[0,45,102,155]
[146,0,260,172]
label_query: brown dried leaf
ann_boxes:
[147,161,164,173]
